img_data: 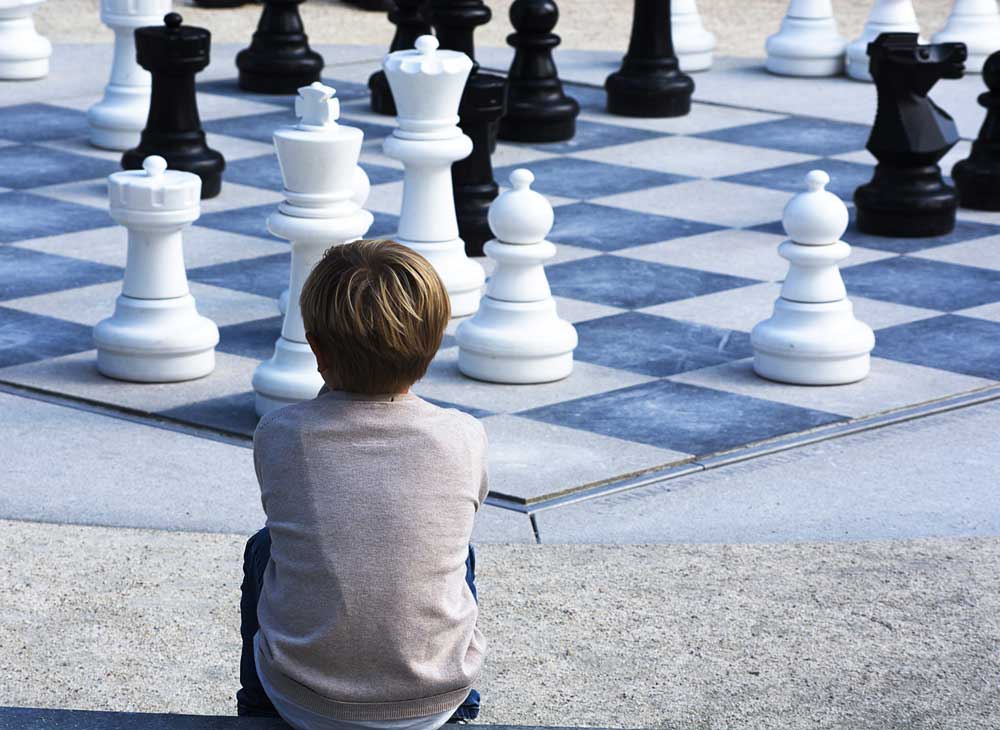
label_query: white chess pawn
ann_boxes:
[751,170,874,385]
[765,0,847,77]
[88,0,171,151]
[933,0,1000,74]
[253,83,374,417]
[95,155,219,382]
[672,0,716,73]
[456,169,577,384]
[382,35,486,318]
[0,0,51,80]
[846,0,921,81]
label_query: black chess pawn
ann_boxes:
[606,0,693,117]
[369,0,432,115]
[430,0,507,257]
[953,51,1000,211]
[497,0,579,142]
[236,0,324,94]
[122,13,225,199]
[854,33,966,237]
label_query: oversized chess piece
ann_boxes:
[672,0,715,73]
[606,0,693,117]
[382,35,486,317]
[0,0,51,79]
[854,33,966,237]
[122,13,226,199]
[752,171,874,385]
[253,83,374,417]
[846,0,921,82]
[765,0,846,77]
[430,0,507,256]
[88,0,172,151]
[933,0,1000,74]
[369,0,431,115]
[497,0,579,142]
[237,0,323,94]
[457,169,577,384]
[953,51,1000,210]
[95,156,219,382]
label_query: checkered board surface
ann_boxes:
[2,67,999,503]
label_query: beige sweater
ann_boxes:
[252,390,489,721]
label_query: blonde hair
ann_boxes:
[300,239,450,394]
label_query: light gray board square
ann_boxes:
[640,282,941,333]
[572,136,816,178]
[670,357,995,419]
[52,91,287,122]
[365,179,574,218]
[491,143,558,169]
[480,414,688,501]
[957,301,1000,323]
[4,280,279,329]
[471,504,536,544]
[594,179,794,228]
[199,181,284,214]
[578,102,787,135]
[911,235,1000,271]
[0,349,259,413]
[551,296,626,324]
[204,133,276,162]
[954,208,1000,225]
[30,176,111,210]
[38,136,123,162]
[12,225,287,269]
[413,346,655,413]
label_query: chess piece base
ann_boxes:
[95,294,219,382]
[397,236,485,318]
[605,64,694,118]
[87,85,150,151]
[765,18,846,77]
[498,96,578,143]
[855,165,957,237]
[252,337,324,417]
[953,155,1000,210]
[237,58,323,95]
[0,4,51,80]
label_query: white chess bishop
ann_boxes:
[932,0,1000,74]
[0,0,51,80]
[88,0,172,151]
[456,169,577,384]
[672,0,716,73]
[95,155,219,382]
[382,35,486,318]
[751,170,874,385]
[253,83,374,417]
[846,0,921,81]
[765,0,847,77]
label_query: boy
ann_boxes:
[238,239,489,730]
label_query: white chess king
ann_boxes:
[751,170,875,385]
[0,0,51,79]
[95,155,219,382]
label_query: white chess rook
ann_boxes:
[672,0,716,73]
[456,169,577,384]
[0,0,51,79]
[846,0,921,82]
[88,0,172,151]
[765,0,847,77]
[933,0,1000,74]
[95,155,219,382]
[253,83,374,417]
[382,35,485,318]
[751,170,874,385]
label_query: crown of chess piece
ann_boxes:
[606,0,694,117]
[95,155,220,382]
[369,0,432,115]
[237,0,324,94]
[932,0,1000,74]
[854,33,966,237]
[846,0,921,82]
[752,170,874,386]
[953,50,1000,210]
[497,0,579,143]
[765,0,846,77]
[456,169,578,384]
[672,0,715,72]
[121,13,226,199]
[0,0,51,79]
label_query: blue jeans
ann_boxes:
[237,528,481,721]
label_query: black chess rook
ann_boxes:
[953,51,1000,211]
[236,0,324,94]
[369,0,432,115]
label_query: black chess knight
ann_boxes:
[952,50,1000,211]
[854,33,966,237]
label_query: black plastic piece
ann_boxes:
[122,13,225,199]
[236,0,324,94]
[953,51,1000,211]
[369,0,432,115]
[854,33,966,237]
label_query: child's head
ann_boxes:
[301,239,450,394]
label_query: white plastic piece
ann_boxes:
[456,169,577,384]
[253,83,374,417]
[87,0,171,150]
[672,0,716,73]
[0,0,51,80]
[95,155,219,382]
[751,170,875,385]
[846,0,921,82]
[932,0,1000,74]
[382,35,486,318]
[765,0,847,77]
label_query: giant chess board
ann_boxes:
[2,44,1000,506]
